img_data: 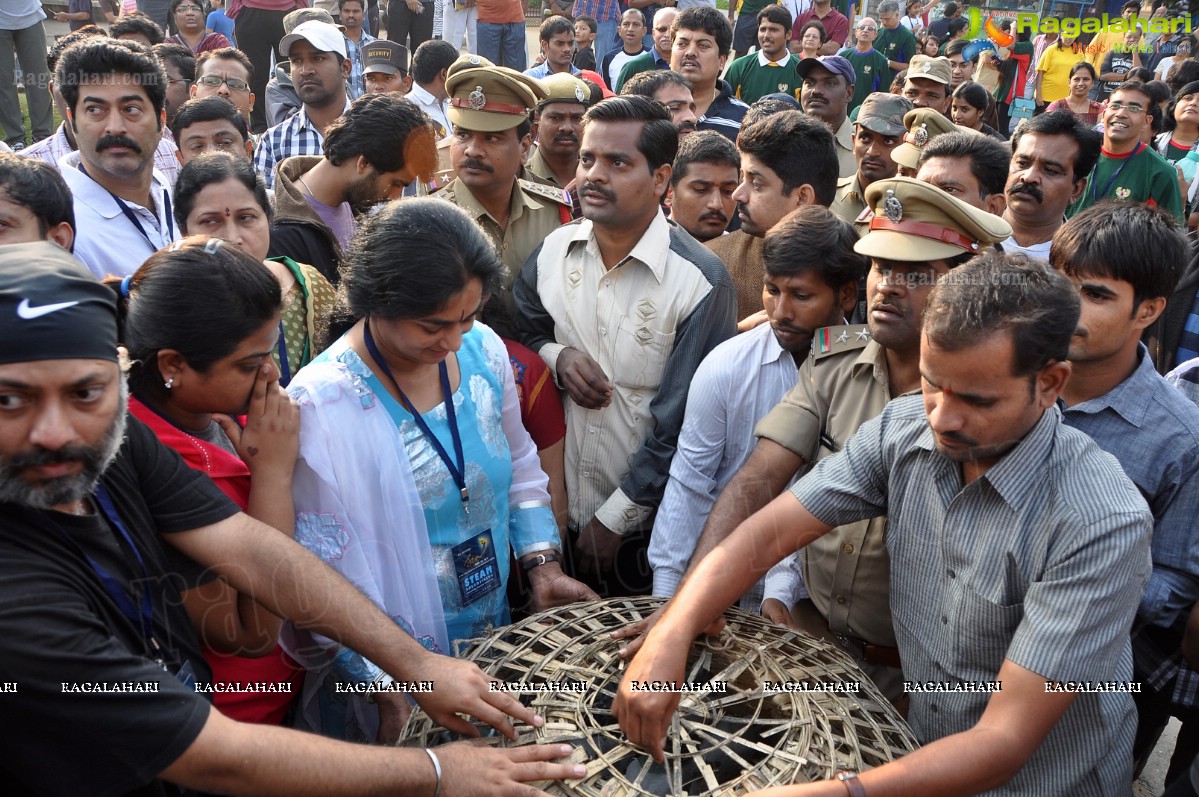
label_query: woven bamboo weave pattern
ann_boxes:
[400,597,918,796]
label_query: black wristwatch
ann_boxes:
[521,552,561,572]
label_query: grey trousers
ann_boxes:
[0,21,53,147]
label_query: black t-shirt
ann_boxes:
[0,414,240,797]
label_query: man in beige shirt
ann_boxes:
[514,95,737,597]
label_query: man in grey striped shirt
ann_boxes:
[616,253,1154,795]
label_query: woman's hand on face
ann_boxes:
[215,361,300,477]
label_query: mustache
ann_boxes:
[1008,182,1043,203]
[580,182,616,202]
[676,122,697,134]
[553,134,579,144]
[96,135,142,154]
[736,202,752,221]
[938,430,979,446]
[460,158,493,173]
[698,210,728,224]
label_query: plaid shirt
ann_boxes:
[344,31,377,100]
[23,123,182,187]
[254,101,350,189]
[572,0,621,23]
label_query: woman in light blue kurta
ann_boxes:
[283,198,595,742]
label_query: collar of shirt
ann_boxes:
[914,400,1061,510]
[345,31,376,51]
[60,151,171,222]
[652,50,670,67]
[757,50,793,67]
[567,210,672,282]
[452,178,545,225]
[753,321,795,367]
[835,116,854,152]
[1062,343,1155,428]
[296,98,353,135]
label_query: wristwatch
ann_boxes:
[835,771,867,797]
[521,552,562,572]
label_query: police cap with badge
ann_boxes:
[446,55,547,132]
[891,107,966,170]
[537,72,592,111]
[856,176,1011,261]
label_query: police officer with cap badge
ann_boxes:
[435,55,572,336]
[527,72,591,189]
[705,176,1011,704]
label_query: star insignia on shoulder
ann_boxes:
[856,328,870,341]
[835,330,849,344]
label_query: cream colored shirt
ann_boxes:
[513,213,738,534]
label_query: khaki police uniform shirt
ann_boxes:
[435,176,568,326]
[525,148,571,189]
[835,117,857,180]
[830,174,868,228]
[754,328,910,647]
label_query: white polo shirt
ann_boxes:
[59,151,180,279]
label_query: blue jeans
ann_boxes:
[594,19,620,63]
[477,21,527,70]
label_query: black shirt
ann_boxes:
[0,415,240,796]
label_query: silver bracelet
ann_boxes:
[424,748,443,797]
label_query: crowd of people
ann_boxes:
[4,0,1199,795]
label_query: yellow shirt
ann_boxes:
[1037,43,1086,103]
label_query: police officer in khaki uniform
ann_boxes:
[831,92,912,231]
[435,59,572,336]
[526,72,590,189]
[712,177,1011,702]
[891,105,965,175]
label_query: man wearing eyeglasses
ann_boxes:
[1066,81,1184,222]
[837,17,890,115]
[191,48,258,133]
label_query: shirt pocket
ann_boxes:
[613,318,675,391]
[949,587,1023,680]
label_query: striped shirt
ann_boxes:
[253,100,351,190]
[697,80,750,142]
[514,213,737,534]
[343,31,378,99]
[791,395,1152,795]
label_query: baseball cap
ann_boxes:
[796,55,858,85]
[279,20,348,59]
[856,92,913,137]
[364,40,410,75]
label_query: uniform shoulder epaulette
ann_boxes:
[518,178,569,205]
[836,174,855,188]
[811,324,872,360]
[854,206,874,224]
[430,175,457,197]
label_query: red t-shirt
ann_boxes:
[791,7,850,49]
[504,339,566,451]
[129,397,303,726]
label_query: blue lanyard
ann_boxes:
[54,484,165,667]
[363,319,470,514]
[1090,141,1144,205]
[277,321,291,386]
[77,164,175,252]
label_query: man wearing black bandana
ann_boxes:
[0,242,586,796]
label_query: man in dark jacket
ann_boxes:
[268,93,437,283]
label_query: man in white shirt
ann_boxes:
[55,40,181,278]
[1003,109,1100,260]
[408,39,459,139]
[649,204,863,611]
[514,95,737,597]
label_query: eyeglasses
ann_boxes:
[858,25,877,30]
[175,4,203,12]
[197,74,251,92]
[1107,101,1146,114]
[167,77,192,85]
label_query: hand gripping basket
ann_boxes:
[400,596,919,796]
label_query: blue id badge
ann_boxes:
[451,530,501,606]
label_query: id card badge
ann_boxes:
[451,530,501,606]
[175,659,197,690]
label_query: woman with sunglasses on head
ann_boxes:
[284,197,597,744]
[174,153,337,387]
[164,0,232,54]
[109,237,304,725]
